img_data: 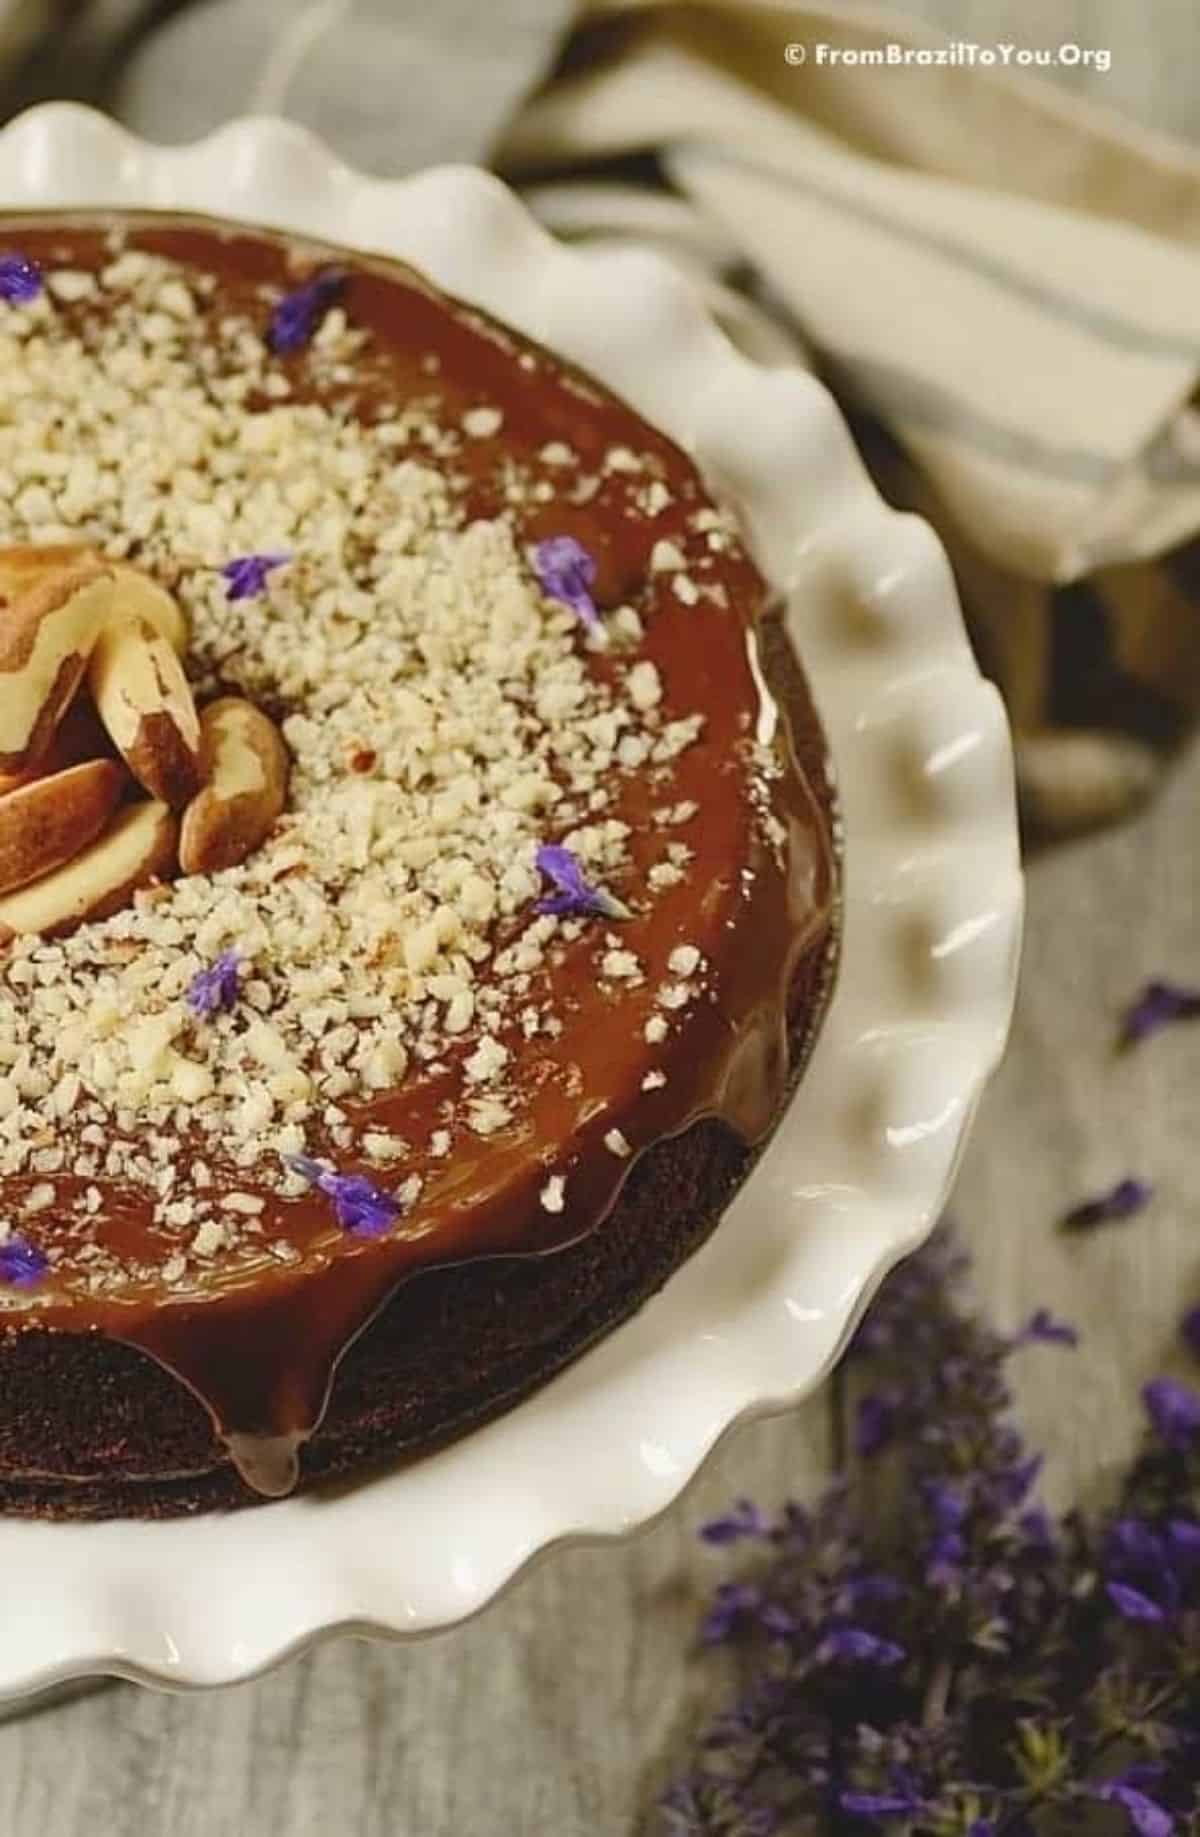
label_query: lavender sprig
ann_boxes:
[665,1228,1200,1836]
[0,253,42,306]
[531,535,604,640]
[267,268,345,355]
[1061,1176,1153,1232]
[283,1153,401,1239]
[220,552,291,603]
[534,843,631,921]
[186,951,242,1018]
[0,1234,48,1287]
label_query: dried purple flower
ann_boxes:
[1120,977,1200,1048]
[1105,1580,1166,1623]
[186,951,242,1019]
[836,1571,905,1610]
[1106,1516,1164,1574]
[840,1790,925,1818]
[699,1581,762,1647]
[283,1153,401,1239]
[0,1234,48,1287]
[700,1498,767,1546]
[220,552,291,603]
[854,1392,896,1457]
[1017,1307,1079,1346]
[1091,1779,1174,1837]
[531,536,603,639]
[0,253,42,305]
[816,1627,905,1666]
[1142,1376,1200,1449]
[534,843,631,921]
[1061,1175,1152,1232]
[267,268,345,355]
[1017,1504,1056,1552]
[1166,1518,1200,1567]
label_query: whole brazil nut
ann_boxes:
[179,697,289,875]
[0,758,126,895]
[0,799,178,940]
[88,615,203,808]
[0,560,118,774]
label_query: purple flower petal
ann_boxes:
[268,268,345,355]
[837,1572,905,1610]
[854,1393,896,1457]
[531,536,603,638]
[1092,1782,1174,1837]
[991,1452,1044,1511]
[923,1479,967,1531]
[283,1153,402,1239]
[1018,1307,1079,1347]
[699,1581,762,1646]
[758,1601,799,1639]
[1105,1580,1165,1623]
[841,1792,924,1818]
[1106,1517,1164,1575]
[534,843,630,922]
[1061,1176,1152,1232]
[186,951,242,1018]
[1166,1519,1200,1570]
[0,1234,48,1287]
[816,1627,906,1666]
[699,1497,766,1545]
[1017,1506,1056,1553]
[1121,978,1200,1047]
[1143,1377,1200,1449]
[220,552,291,603]
[0,253,42,305]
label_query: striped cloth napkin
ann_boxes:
[494,0,1200,831]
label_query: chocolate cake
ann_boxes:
[0,214,838,1517]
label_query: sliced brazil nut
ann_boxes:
[0,559,117,775]
[88,615,202,808]
[0,799,177,940]
[179,697,289,875]
[0,546,188,653]
[0,758,126,895]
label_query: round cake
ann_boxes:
[0,215,838,1517]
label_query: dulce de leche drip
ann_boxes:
[0,216,835,1497]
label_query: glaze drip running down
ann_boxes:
[0,215,837,1509]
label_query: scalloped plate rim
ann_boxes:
[0,106,1022,1702]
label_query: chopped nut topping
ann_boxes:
[0,236,784,1299]
[540,1174,566,1213]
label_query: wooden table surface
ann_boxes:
[2,3,1199,1832]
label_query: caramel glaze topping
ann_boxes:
[0,217,836,1496]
